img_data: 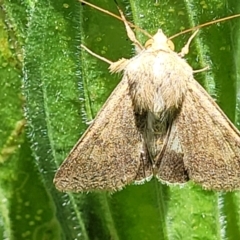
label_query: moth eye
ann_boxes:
[144,39,154,49]
[167,39,175,50]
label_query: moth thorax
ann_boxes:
[126,49,191,118]
[128,70,185,118]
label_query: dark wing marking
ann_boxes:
[156,120,189,184]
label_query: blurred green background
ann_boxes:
[1,0,240,239]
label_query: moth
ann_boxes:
[54,3,240,192]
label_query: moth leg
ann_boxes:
[178,30,209,74]
[193,66,209,74]
[109,58,130,73]
[178,30,199,57]
[81,44,130,73]
[117,7,144,51]
[81,44,113,65]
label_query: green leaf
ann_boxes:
[1,0,240,239]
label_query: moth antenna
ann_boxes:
[79,0,152,39]
[170,14,240,40]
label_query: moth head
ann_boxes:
[145,29,175,51]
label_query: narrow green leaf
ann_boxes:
[1,0,240,239]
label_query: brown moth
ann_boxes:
[54,3,240,192]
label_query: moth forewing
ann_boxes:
[175,80,240,190]
[54,3,240,192]
[54,78,152,192]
